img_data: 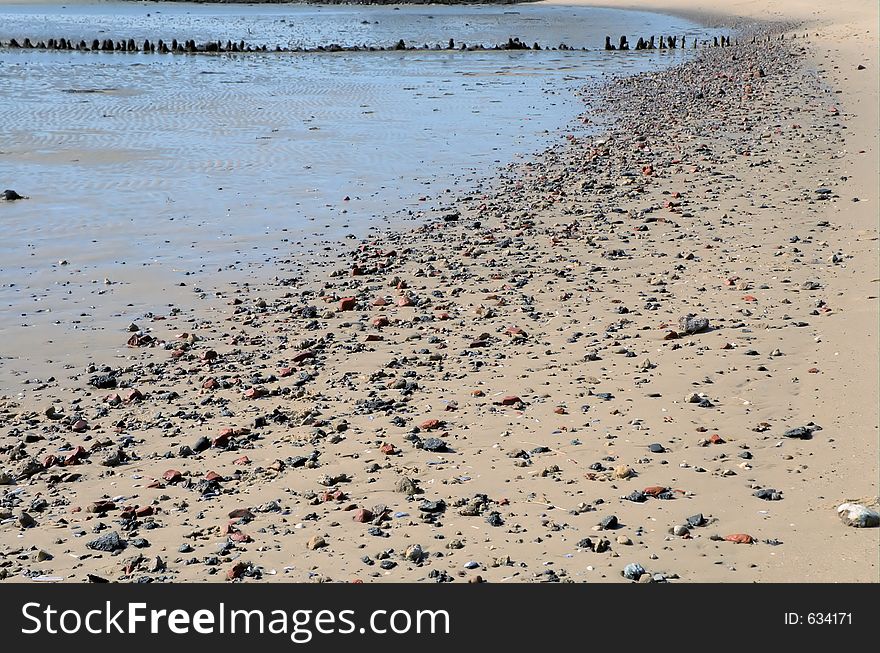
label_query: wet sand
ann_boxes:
[0,2,718,391]
[0,0,877,583]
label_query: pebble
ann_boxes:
[623,562,645,580]
[754,488,783,501]
[87,531,126,552]
[306,535,327,550]
[678,314,710,334]
[837,502,880,528]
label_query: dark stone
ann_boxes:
[686,513,706,527]
[87,531,126,552]
[485,512,504,527]
[784,426,814,439]
[89,373,117,389]
[422,437,447,452]
[754,488,783,501]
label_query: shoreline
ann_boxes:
[1,1,877,583]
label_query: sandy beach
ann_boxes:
[0,0,877,584]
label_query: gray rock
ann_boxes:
[419,499,446,513]
[87,531,126,552]
[89,373,117,389]
[623,562,646,580]
[754,488,783,501]
[422,437,447,452]
[686,513,706,527]
[404,544,424,562]
[784,426,814,439]
[18,511,37,528]
[625,491,647,503]
[599,515,618,530]
[678,314,710,334]
[395,477,419,494]
[837,502,880,528]
[485,511,504,527]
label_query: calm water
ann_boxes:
[0,2,720,384]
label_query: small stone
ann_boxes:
[724,533,754,544]
[599,515,618,530]
[686,513,706,528]
[18,511,37,528]
[754,488,783,501]
[227,562,248,581]
[648,443,665,453]
[419,499,446,513]
[162,469,183,483]
[353,508,373,523]
[404,544,424,562]
[87,531,126,552]
[89,374,117,389]
[422,437,447,452]
[616,535,632,545]
[673,525,690,536]
[837,502,880,528]
[307,534,327,550]
[784,426,814,439]
[485,511,504,527]
[678,314,710,334]
[623,562,645,580]
[395,477,419,494]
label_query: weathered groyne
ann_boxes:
[0,33,740,55]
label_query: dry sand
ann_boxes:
[1,0,878,583]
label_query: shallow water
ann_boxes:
[0,2,720,385]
